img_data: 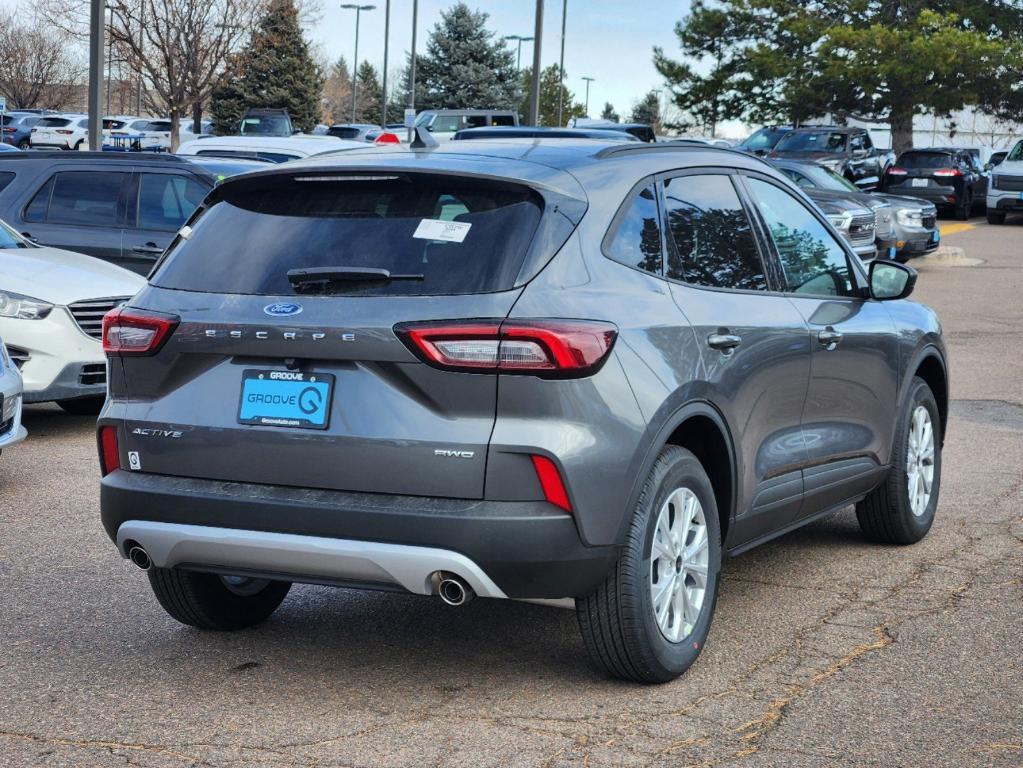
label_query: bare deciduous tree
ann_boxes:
[0,10,83,110]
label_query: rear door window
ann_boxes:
[38,172,129,226]
[136,173,209,231]
[662,174,766,291]
[605,183,664,276]
[151,173,544,296]
[746,178,856,298]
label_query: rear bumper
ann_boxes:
[885,185,956,204]
[100,470,618,599]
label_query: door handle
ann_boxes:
[707,332,742,351]
[131,243,164,256]
[817,329,844,349]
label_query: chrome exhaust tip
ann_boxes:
[127,544,152,570]
[434,572,475,606]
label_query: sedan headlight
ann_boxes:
[895,208,925,227]
[0,290,54,320]
[827,213,852,230]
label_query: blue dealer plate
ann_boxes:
[238,369,333,429]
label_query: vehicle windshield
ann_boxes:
[152,173,544,297]
[0,220,29,249]
[796,164,859,193]
[1006,140,1023,162]
[775,131,848,153]
[741,128,787,151]
[240,115,291,136]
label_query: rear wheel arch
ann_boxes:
[623,402,736,548]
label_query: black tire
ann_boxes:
[987,210,1006,225]
[954,193,970,220]
[58,396,105,415]
[856,377,941,545]
[17,139,29,150]
[147,567,291,630]
[73,139,84,151]
[577,446,722,683]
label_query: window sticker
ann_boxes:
[413,218,472,243]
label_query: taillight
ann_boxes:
[932,168,962,177]
[98,425,120,476]
[531,455,572,512]
[886,167,907,175]
[102,307,179,356]
[56,129,73,135]
[373,131,401,144]
[1,127,15,133]
[395,319,618,377]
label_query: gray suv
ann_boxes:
[98,140,948,683]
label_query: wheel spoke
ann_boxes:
[653,537,674,562]
[685,526,708,561]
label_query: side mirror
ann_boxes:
[869,260,916,301]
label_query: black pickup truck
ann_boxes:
[768,126,894,191]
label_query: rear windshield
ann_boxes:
[151,173,544,296]
[741,128,787,151]
[328,127,362,139]
[37,117,71,128]
[898,152,955,168]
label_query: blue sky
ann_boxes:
[310,0,689,120]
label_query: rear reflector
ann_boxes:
[395,319,618,377]
[102,307,179,356]
[98,426,120,476]
[531,455,572,512]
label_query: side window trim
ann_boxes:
[656,166,780,294]
[600,173,667,278]
[737,171,869,297]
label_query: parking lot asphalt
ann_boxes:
[1,216,1021,768]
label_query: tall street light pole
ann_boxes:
[556,0,567,127]
[87,0,103,150]
[407,0,417,142]
[379,0,390,129]
[341,3,376,122]
[527,0,543,126]
[582,76,595,117]
[502,35,534,71]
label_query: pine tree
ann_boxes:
[600,102,620,122]
[323,56,353,123]
[210,0,324,134]
[631,92,661,130]
[355,61,383,125]
[416,3,520,110]
[519,64,587,126]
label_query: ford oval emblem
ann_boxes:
[264,302,303,317]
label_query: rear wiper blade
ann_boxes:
[287,266,425,287]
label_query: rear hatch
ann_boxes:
[113,163,583,498]
[32,117,72,144]
[887,151,958,191]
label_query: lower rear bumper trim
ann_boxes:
[116,520,509,599]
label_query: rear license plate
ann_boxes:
[912,178,928,187]
[237,369,333,429]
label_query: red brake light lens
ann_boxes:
[932,168,962,177]
[531,455,572,512]
[886,167,907,175]
[98,425,120,476]
[102,307,179,356]
[374,131,401,144]
[395,319,618,377]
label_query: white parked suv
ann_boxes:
[0,337,27,455]
[987,139,1023,224]
[30,115,89,151]
[0,220,144,414]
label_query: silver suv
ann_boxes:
[98,140,948,683]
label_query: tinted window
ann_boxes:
[897,152,955,169]
[328,127,362,139]
[747,178,855,297]
[24,177,54,222]
[152,174,544,296]
[663,175,766,290]
[741,128,788,151]
[0,172,14,193]
[47,172,127,226]
[606,184,663,275]
[137,174,208,231]
[36,117,71,128]
[775,131,848,153]
[491,115,516,126]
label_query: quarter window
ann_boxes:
[606,184,663,276]
[747,178,856,297]
[662,174,767,290]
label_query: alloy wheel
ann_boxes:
[650,487,710,643]
[906,405,935,516]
